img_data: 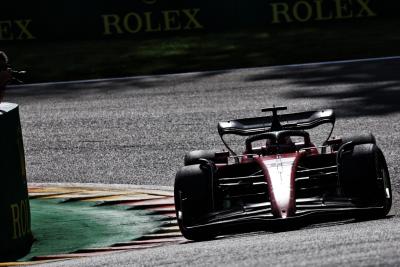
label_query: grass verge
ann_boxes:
[20,199,162,261]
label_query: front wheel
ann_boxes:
[339,143,392,217]
[174,164,218,241]
[373,149,392,217]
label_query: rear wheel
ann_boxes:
[340,134,376,146]
[339,143,392,217]
[331,134,376,151]
[174,164,218,241]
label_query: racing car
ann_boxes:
[174,107,392,241]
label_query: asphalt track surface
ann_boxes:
[6,56,400,266]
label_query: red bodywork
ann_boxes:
[252,149,317,218]
[256,153,299,218]
[175,108,391,241]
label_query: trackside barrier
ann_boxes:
[1,0,399,41]
[0,103,33,261]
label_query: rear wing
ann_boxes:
[218,109,335,137]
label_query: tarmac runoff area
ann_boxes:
[1,183,183,266]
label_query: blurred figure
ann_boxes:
[0,51,12,103]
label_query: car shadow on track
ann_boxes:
[186,215,397,243]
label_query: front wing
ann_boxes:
[183,198,385,233]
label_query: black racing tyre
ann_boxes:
[374,149,392,217]
[174,164,218,241]
[340,134,376,146]
[339,143,392,217]
[184,150,228,166]
[332,134,376,151]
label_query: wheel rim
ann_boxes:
[376,155,392,214]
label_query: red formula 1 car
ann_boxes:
[174,107,392,240]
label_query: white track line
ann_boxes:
[9,55,400,88]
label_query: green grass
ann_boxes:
[20,199,163,261]
[3,18,400,83]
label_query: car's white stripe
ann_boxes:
[264,156,296,218]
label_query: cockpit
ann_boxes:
[245,130,313,155]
